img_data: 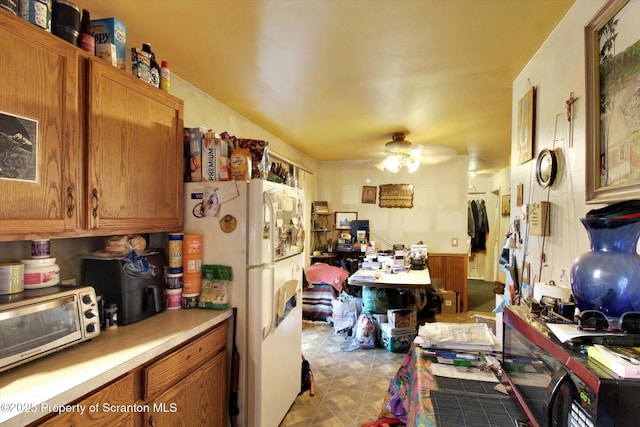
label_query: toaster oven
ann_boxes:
[0,286,100,372]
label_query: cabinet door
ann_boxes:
[0,12,82,239]
[86,58,184,233]
[144,351,227,427]
[37,373,135,427]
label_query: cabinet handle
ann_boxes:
[148,415,155,426]
[66,186,74,218]
[92,188,99,218]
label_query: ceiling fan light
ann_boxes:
[383,155,401,173]
[407,156,420,173]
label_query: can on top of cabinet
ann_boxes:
[1,0,18,16]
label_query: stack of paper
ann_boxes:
[350,271,379,282]
[415,322,499,352]
[587,345,640,378]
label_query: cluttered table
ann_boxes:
[380,323,526,426]
[348,268,431,289]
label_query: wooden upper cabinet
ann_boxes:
[0,11,82,239]
[0,10,184,241]
[86,58,184,234]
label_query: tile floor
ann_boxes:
[279,321,406,427]
[279,312,482,427]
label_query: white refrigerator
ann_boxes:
[184,180,305,427]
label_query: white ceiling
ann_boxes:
[77,0,575,175]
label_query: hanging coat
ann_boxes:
[471,199,489,252]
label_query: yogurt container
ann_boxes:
[22,257,60,288]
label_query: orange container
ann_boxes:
[183,272,202,294]
[183,234,203,256]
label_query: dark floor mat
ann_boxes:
[431,389,526,427]
[435,377,504,396]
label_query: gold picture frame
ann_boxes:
[516,86,536,164]
[361,186,376,204]
[516,183,524,207]
[379,184,414,208]
[501,194,511,217]
[585,0,640,203]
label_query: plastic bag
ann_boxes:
[340,311,376,351]
[330,292,360,334]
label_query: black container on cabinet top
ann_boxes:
[52,0,80,45]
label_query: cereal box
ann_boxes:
[91,18,126,70]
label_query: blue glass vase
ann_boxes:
[570,217,640,318]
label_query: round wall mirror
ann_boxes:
[535,148,558,188]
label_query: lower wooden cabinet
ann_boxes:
[31,322,228,427]
[143,352,227,426]
[38,373,136,427]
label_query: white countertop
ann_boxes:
[348,268,431,289]
[0,308,232,427]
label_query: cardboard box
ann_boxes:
[380,323,417,352]
[184,127,204,182]
[202,132,230,181]
[438,290,458,314]
[96,43,117,67]
[91,18,126,70]
[387,308,417,328]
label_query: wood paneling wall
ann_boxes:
[429,253,468,312]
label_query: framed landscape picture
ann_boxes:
[585,0,640,203]
[334,212,357,230]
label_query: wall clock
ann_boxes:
[535,148,558,188]
[219,214,237,233]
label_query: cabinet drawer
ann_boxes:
[39,372,135,427]
[143,323,227,400]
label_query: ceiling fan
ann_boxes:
[375,132,457,173]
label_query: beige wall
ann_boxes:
[173,77,317,174]
[509,0,608,286]
[316,156,470,254]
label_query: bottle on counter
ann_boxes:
[79,8,95,54]
[160,60,171,93]
[142,43,160,88]
[104,302,118,330]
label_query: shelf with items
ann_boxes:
[310,200,336,264]
[311,212,333,253]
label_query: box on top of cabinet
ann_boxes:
[387,308,417,328]
[184,127,205,182]
[91,18,126,70]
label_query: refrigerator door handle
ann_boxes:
[262,190,278,339]
[247,263,274,270]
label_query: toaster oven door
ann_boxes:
[0,295,82,371]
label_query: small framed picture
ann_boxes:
[334,212,357,230]
[362,186,376,204]
[516,183,523,207]
[501,194,511,217]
